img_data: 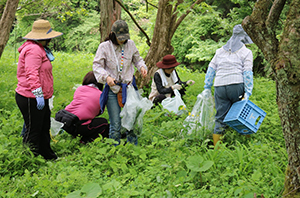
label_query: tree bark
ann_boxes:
[243,0,300,197]
[136,0,204,88]
[0,2,5,20]
[99,0,121,43]
[0,0,20,59]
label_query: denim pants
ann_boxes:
[214,83,244,134]
[107,89,137,145]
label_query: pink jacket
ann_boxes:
[65,85,102,124]
[15,40,53,99]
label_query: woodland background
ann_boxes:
[0,0,299,197]
[1,0,269,75]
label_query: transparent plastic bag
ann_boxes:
[49,95,55,110]
[50,117,64,137]
[183,89,215,139]
[161,89,187,115]
[49,95,64,137]
[120,85,153,134]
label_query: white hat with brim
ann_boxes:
[22,19,63,40]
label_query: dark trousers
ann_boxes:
[15,93,57,160]
[65,117,109,143]
[214,83,244,134]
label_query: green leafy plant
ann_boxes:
[0,46,286,198]
[66,183,102,198]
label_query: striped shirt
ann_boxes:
[209,45,253,87]
[93,40,147,94]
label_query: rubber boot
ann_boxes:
[213,134,223,148]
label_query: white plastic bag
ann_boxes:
[50,117,64,137]
[49,95,55,110]
[120,85,153,134]
[161,89,187,115]
[49,95,64,136]
[183,89,215,138]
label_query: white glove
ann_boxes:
[244,92,250,100]
[172,84,182,90]
[202,89,212,98]
[187,80,195,86]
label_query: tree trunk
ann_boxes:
[0,0,20,59]
[243,0,300,197]
[135,0,175,88]
[277,1,300,196]
[135,0,204,88]
[99,0,121,43]
[0,2,5,20]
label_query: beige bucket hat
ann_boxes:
[23,19,63,40]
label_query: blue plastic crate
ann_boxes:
[223,100,266,135]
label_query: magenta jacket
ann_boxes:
[16,40,53,99]
[65,85,102,125]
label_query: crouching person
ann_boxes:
[56,71,109,143]
[149,54,195,105]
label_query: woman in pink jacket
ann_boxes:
[15,19,62,160]
[62,71,109,143]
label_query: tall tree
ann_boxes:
[0,0,19,59]
[243,0,300,197]
[133,0,204,88]
[100,0,121,42]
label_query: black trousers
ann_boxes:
[15,93,57,160]
[153,88,186,106]
[64,117,109,143]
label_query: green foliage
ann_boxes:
[66,183,102,198]
[0,47,286,197]
[6,0,271,76]
[185,39,224,71]
[64,11,100,53]
[172,4,232,71]
[171,0,270,75]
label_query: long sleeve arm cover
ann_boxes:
[204,67,216,89]
[243,70,253,99]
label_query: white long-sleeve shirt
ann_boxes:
[209,45,253,87]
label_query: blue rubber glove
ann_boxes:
[32,87,45,110]
[36,96,45,110]
[204,67,216,89]
[243,70,253,100]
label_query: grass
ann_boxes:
[0,45,286,198]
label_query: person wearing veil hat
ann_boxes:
[15,19,62,160]
[203,24,254,146]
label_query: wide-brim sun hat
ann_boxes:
[111,20,130,41]
[23,19,63,40]
[156,55,180,69]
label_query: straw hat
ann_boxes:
[23,19,63,40]
[156,55,180,69]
